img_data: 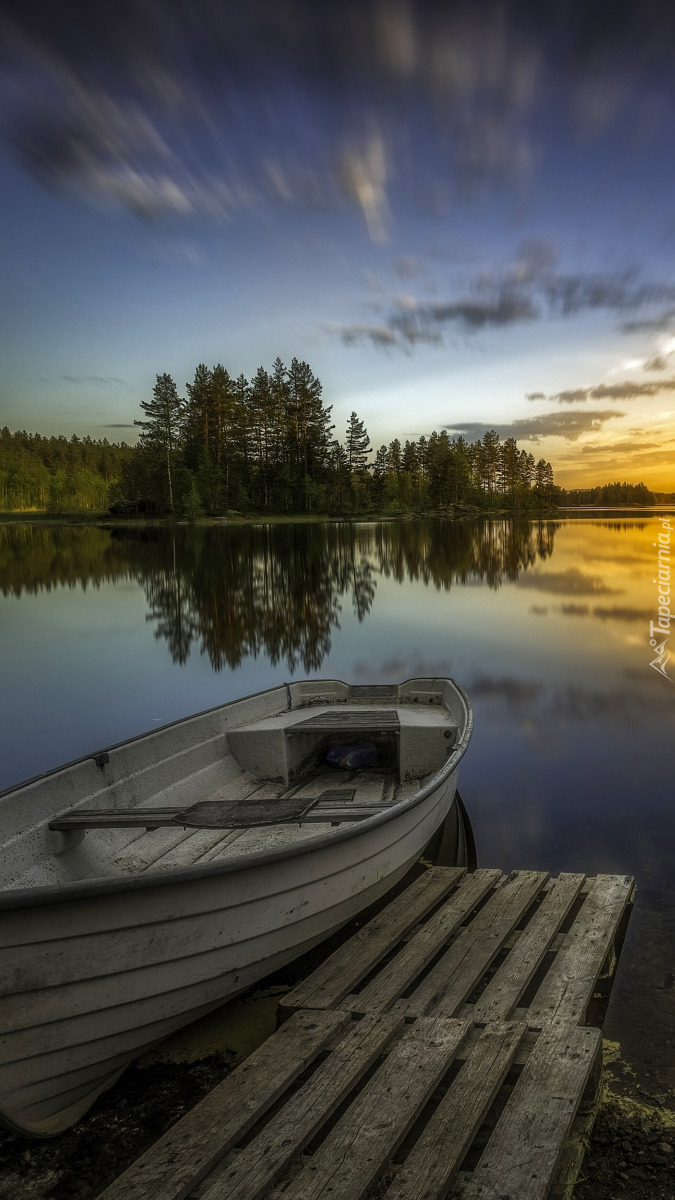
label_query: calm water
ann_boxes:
[1,516,674,1097]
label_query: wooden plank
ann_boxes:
[201,1013,403,1200]
[347,870,502,1017]
[382,1021,527,1200]
[468,873,586,1024]
[526,874,635,1026]
[293,710,400,732]
[405,871,549,1019]
[280,867,466,1015]
[277,1017,470,1200]
[95,1010,350,1200]
[50,808,184,829]
[461,1025,602,1200]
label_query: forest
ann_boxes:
[1,357,559,515]
[560,481,657,506]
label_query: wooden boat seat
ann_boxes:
[289,710,401,734]
[48,788,393,832]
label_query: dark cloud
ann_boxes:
[544,272,675,316]
[644,355,668,371]
[6,1,675,242]
[546,389,590,404]
[444,409,622,443]
[529,378,675,404]
[102,423,135,428]
[593,379,675,399]
[58,374,129,387]
[323,321,408,349]
[391,288,538,339]
[515,568,620,596]
[621,310,675,333]
[333,252,675,351]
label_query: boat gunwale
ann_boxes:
[0,677,473,913]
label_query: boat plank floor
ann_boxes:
[94,868,633,1200]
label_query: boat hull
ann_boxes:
[1,767,460,1136]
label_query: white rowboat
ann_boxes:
[0,677,472,1136]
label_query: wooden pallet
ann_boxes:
[94,868,634,1200]
[280,867,635,1027]
[95,1009,602,1200]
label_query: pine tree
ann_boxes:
[345,412,371,473]
[135,374,184,512]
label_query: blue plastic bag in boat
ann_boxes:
[325,743,378,769]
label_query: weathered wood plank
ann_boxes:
[468,873,586,1024]
[526,874,635,1026]
[461,1025,602,1200]
[277,1017,471,1200]
[95,1010,350,1200]
[292,710,400,732]
[345,870,502,1017]
[405,871,548,1019]
[383,1021,527,1200]
[279,867,466,1014]
[201,1013,403,1200]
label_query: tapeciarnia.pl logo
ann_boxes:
[649,516,672,680]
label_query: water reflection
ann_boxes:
[2,515,675,1098]
[0,519,557,670]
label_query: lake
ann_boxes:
[1,514,674,1099]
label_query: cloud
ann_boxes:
[331,247,675,351]
[390,287,538,339]
[338,132,390,243]
[544,271,675,316]
[5,3,675,248]
[515,568,621,596]
[621,310,675,334]
[102,423,136,428]
[322,321,402,349]
[444,409,623,443]
[644,355,668,371]
[528,377,675,404]
[394,256,423,279]
[58,374,129,388]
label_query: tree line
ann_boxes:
[560,481,656,506]
[0,427,132,513]
[1,357,559,514]
[122,358,558,516]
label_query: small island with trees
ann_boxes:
[0,356,664,519]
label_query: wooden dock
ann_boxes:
[95,866,634,1200]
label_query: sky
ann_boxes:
[2,0,675,489]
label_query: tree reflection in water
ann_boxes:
[0,519,557,670]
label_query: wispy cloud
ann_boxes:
[529,378,675,404]
[57,375,130,388]
[444,410,623,443]
[5,4,675,245]
[330,241,675,351]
